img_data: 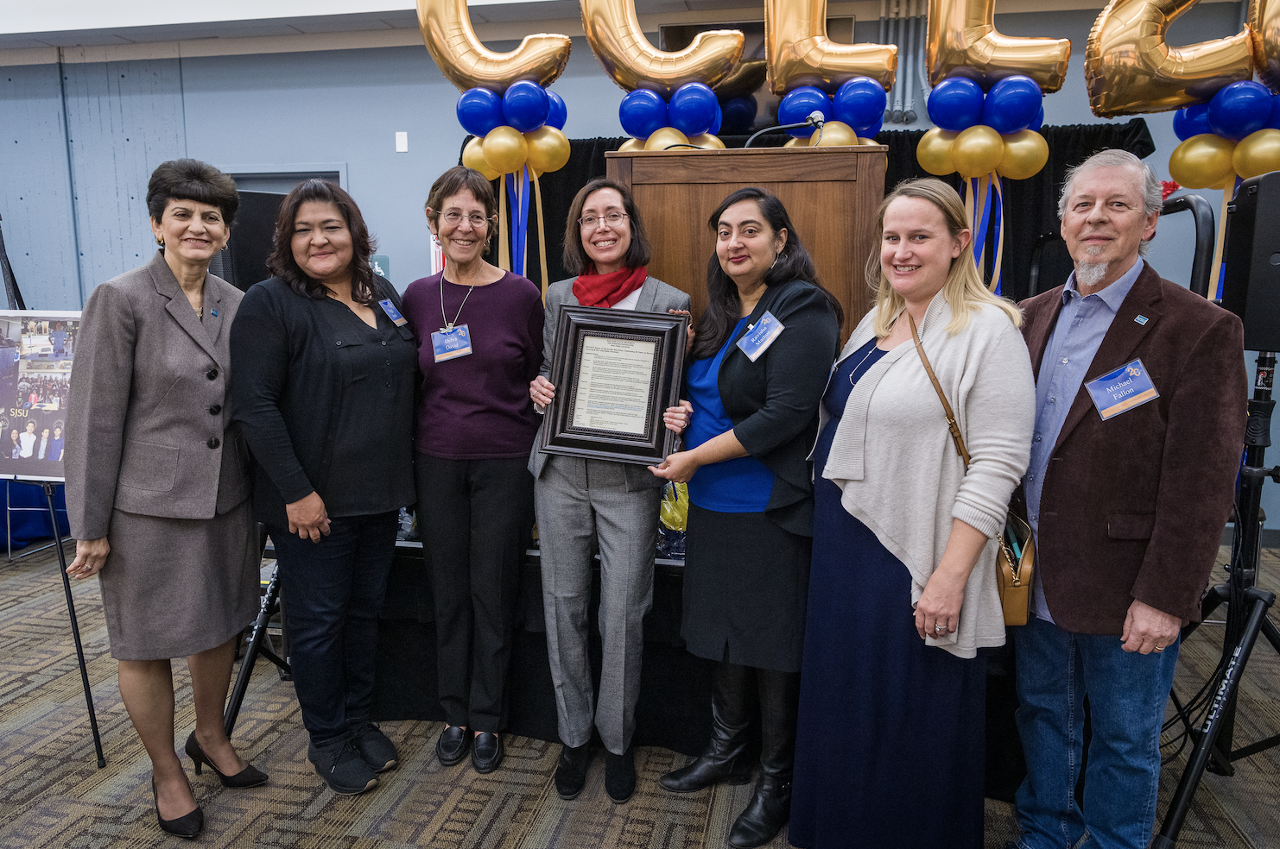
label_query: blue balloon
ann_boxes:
[980,75,1042,134]
[1266,96,1280,131]
[778,86,833,138]
[927,76,985,132]
[1172,103,1212,141]
[859,116,884,140]
[502,80,550,133]
[619,89,669,139]
[669,82,719,138]
[833,77,887,132]
[720,96,757,135]
[456,88,504,137]
[709,100,723,136]
[1028,106,1045,133]
[1208,81,1272,140]
[546,90,568,130]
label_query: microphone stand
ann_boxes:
[744,115,825,148]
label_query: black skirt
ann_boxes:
[680,503,811,672]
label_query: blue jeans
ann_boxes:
[1013,615,1179,849]
[271,511,398,749]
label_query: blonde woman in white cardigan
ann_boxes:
[789,178,1035,849]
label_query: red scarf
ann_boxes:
[572,264,647,308]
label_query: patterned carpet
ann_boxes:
[1,543,1277,848]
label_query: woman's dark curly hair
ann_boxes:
[691,187,843,360]
[267,179,379,305]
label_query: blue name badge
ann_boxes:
[431,324,473,362]
[1084,358,1159,420]
[378,298,408,327]
[735,311,785,362]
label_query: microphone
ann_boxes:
[807,111,826,128]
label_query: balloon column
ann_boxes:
[771,78,887,148]
[617,83,727,151]
[915,74,1049,294]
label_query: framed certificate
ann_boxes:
[539,306,689,465]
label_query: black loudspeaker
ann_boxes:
[1222,171,1280,351]
[216,191,285,292]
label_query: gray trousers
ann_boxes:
[536,455,659,755]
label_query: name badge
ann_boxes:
[431,324,473,362]
[378,298,408,327]
[1085,358,1159,420]
[736,311,784,362]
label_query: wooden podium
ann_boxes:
[606,145,888,336]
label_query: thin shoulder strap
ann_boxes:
[908,313,970,468]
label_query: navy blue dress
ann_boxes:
[789,339,987,849]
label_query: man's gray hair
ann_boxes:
[1057,149,1162,255]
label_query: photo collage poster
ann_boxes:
[0,311,80,482]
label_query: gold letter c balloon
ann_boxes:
[580,0,743,95]
[926,0,1071,91]
[417,0,571,93]
[1252,0,1280,92]
[765,0,897,94]
[1085,0,1254,118]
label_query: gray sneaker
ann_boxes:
[353,722,398,772]
[309,738,378,795]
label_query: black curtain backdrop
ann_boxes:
[460,117,1155,303]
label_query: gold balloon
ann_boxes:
[462,136,501,180]
[997,130,1049,180]
[482,126,529,175]
[916,127,959,176]
[858,137,882,146]
[618,137,645,152]
[1252,0,1280,92]
[953,125,1005,178]
[1085,0,1253,118]
[809,120,860,147]
[714,59,768,100]
[417,0,570,93]
[525,126,571,174]
[1168,133,1238,189]
[688,133,727,149]
[765,0,896,94]
[644,127,691,151]
[1233,128,1280,178]
[783,137,806,148]
[580,0,743,95]
[926,0,1071,91]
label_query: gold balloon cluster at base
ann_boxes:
[1168,129,1280,189]
[463,125,571,179]
[779,121,881,147]
[916,125,1049,180]
[617,129,726,151]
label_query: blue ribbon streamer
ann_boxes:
[504,167,532,277]
[990,177,1003,295]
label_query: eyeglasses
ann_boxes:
[578,212,628,229]
[441,211,490,228]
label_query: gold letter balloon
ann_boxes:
[417,0,570,93]
[765,0,897,94]
[580,0,743,95]
[926,0,1071,91]
[1085,0,1253,118]
[1252,0,1280,92]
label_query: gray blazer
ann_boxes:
[66,251,251,540]
[528,275,691,491]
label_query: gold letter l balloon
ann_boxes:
[764,0,896,94]
[926,0,1071,91]
[580,0,743,95]
[1085,0,1254,117]
[417,0,571,93]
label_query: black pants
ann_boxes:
[415,453,534,732]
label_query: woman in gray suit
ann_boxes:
[528,178,691,804]
[65,159,265,839]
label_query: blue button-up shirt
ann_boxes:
[1026,258,1144,621]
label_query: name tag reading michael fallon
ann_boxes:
[572,336,657,435]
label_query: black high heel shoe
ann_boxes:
[184,732,268,788]
[152,776,203,839]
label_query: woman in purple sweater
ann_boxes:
[402,166,545,774]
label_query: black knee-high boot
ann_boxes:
[728,667,799,848]
[659,661,754,792]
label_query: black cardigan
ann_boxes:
[714,279,841,536]
[229,277,417,528]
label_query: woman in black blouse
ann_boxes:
[230,180,416,797]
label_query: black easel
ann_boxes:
[1155,353,1280,847]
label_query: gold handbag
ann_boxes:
[909,315,1036,626]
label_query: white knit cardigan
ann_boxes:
[819,293,1036,658]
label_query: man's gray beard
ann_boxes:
[1076,261,1108,290]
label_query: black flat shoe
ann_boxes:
[152,776,203,839]
[554,742,590,800]
[184,732,268,788]
[471,732,504,774]
[436,725,470,766]
[604,747,636,804]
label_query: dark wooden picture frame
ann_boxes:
[539,305,688,465]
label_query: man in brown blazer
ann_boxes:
[1009,150,1247,849]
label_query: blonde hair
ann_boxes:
[867,178,1022,338]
